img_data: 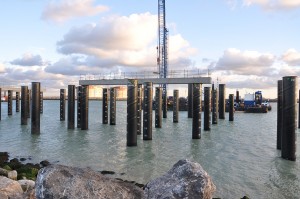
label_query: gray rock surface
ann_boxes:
[144,159,216,199]
[18,179,35,192]
[35,164,144,199]
[0,176,23,198]
[8,170,18,180]
[0,192,8,199]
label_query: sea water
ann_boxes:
[0,101,299,198]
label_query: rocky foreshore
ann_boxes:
[0,151,224,199]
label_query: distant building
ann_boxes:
[88,85,102,98]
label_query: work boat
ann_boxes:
[244,91,271,113]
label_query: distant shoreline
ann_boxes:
[35,97,280,102]
[42,97,128,101]
[2,97,278,102]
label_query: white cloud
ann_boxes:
[42,0,109,23]
[214,48,276,76]
[1,66,78,96]
[276,63,300,77]
[45,56,109,76]
[48,13,195,75]
[227,76,275,89]
[0,63,6,73]
[244,0,300,10]
[10,53,45,66]
[281,49,300,66]
[5,67,61,82]
[57,13,157,52]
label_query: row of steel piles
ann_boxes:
[277,76,297,161]
[127,80,179,146]
[127,82,228,146]
[59,81,228,147]
[188,83,228,129]
[0,88,43,121]
[0,89,19,119]
[19,83,43,134]
[59,85,89,130]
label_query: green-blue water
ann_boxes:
[0,101,299,198]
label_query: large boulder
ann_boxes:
[35,164,144,199]
[0,176,23,198]
[144,159,216,199]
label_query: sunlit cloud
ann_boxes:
[281,49,300,66]
[46,13,196,75]
[0,63,6,73]
[42,0,109,23]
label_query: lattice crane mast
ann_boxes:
[157,0,168,80]
[157,0,168,117]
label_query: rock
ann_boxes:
[8,170,18,180]
[0,176,23,198]
[17,165,39,181]
[35,164,144,199]
[25,189,36,199]
[18,180,35,192]
[144,159,216,199]
[0,192,8,199]
[8,158,23,170]
[0,152,9,165]
[39,160,50,167]
[2,165,12,171]
[241,196,250,199]
[100,170,115,175]
[10,158,19,163]
[20,158,27,162]
[0,168,8,177]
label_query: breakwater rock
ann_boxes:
[35,164,144,199]
[144,159,216,199]
[35,159,215,199]
[1,153,216,199]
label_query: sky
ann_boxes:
[0,0,300,98]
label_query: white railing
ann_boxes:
[80,70,208,80]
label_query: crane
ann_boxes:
[157,0,168,117]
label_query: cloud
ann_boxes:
[0,66,78,96]
[227,76,275,89]
[243,0,300,10]
[0,63,6,73]
[42,0,109,23]
[10,53,45,66]
[48,13,195,75]
[281,49,300,66]
[214,48,276,76]
[4,67,61,81]
[45,56,111,76]
[276,63,300,77]
[57,13,157,53]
